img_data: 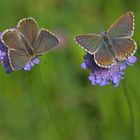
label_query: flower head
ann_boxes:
[81,53,137,87]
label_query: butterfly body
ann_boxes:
[75,11,137,68]
[2,18,59,71]
[18,32,35,56]
[100,32,117,61]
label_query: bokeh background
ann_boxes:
[0,0,140,140]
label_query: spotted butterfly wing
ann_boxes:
[2,29,31,71]
[107,11,137,61]
[94,41,116,68]
[17,17,39,48]
[8,49,31,71]
[34,29,59,55]
[107,12,134,38]
[75,34,101,54]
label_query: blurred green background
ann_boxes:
[0,0,140,140]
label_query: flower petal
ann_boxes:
[127,56,137,64]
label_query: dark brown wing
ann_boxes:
[111,38,137,61]
[94,42,116,68]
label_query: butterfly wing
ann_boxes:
[2,29,26,52]
[17,17,39,47]
[107,11,137,60]
[75,34,101,54]
[94,42,116,68]
[34,29,59,55]
[107,11,134,38]
[111,38,137,61]
[8,50,30,71]
[2,29,31,71]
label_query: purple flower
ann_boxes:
[0,32,12,73]
[24,58,40,71]
[0,32,40,73]
[81,53,137,87]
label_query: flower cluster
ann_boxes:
[0,32,40,73]
[81,53,137,87]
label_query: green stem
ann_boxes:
[38,66,63,140]
[122,80,136,140]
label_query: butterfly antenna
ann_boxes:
[122,80,136,140]
[38,66,63,140]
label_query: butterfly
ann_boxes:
[75,11,137,68]
[1,17,59,71]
